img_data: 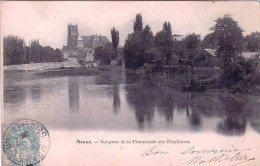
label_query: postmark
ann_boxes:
[3,119,50,165]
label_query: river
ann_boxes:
[3,70,260,135]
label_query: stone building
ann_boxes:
[66,23,110,51]
[67,24,79,50]
[172,34,184,41]
[63,23,110,63]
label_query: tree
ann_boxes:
[3,35,26,65]
[124,14,154,69]
[144,47,161,64]
[154,22,173,68]
[3,35,63,65]
[182,33,202,84]
[202,33,216,49]
[219,56,259,92]
[111,27,119,59]
[245,32,260,52]
[133,13,143,32]
[124,25,154,69]
[211,14,244,68]
[94,43,115,64]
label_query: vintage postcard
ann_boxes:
[1,1,260,166]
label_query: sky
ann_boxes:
[1,1,260,49]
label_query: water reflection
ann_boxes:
[68,77,79,112]
[112,84,121,114]
[30,85,41,101]
[125,84,258,133]
[216,96,250,135]
[126,85,156,130]
[3,71,260,134]
[4,85,27,105]
[110,71,122,115]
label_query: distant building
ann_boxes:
[66,23,110,51]
[77,36,84,49]
[202,49,219,67]
[172,34,184,41]
[65,50,80,62]
[202,49,260,67]
[81,35,110,50]
[67,24,79,50]
[242,52,260,60]
[63,23,110,64]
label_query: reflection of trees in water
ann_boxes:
[125,85,156,130]
[125,84,255,134]
[249,96,260,134]
[113,84,121,114]
[4,85,27,105]
[30,84,41,101]
[126,85,221,130]
[68,77,79,112]
[156,90,175,124]
[110,71,121,114]
[216,95,250,136]
[185,93,201,128]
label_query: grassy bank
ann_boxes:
[36,67,100,77]
[129,66,260,95]
[36,65,122,77]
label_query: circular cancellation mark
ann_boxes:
[3,119,50,166]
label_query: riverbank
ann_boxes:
[36,65,123,77]
[36,68,100,77]
[126,66,260,95]
[3,62,82,71]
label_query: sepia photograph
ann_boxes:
[1,1,260,166]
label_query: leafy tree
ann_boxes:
[140,25,154,53]
[211,14,244,68]
[219,56,259,92]
[154,22,173,68]
[124,32,144,69]
[3,35,62,65]
[94,43,115,64]
[182,33,202,84]
[201,33,216,49]
[172,40,186,59]
[124,21,154,69]
[245,32,260,52]
[3,35,25,65]
[133,13,143,32]
[144,47,161,64]
[111,27,120,58]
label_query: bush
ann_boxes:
[220,56,260,93]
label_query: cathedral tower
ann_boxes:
[67,23,79,50]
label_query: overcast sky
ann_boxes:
[2,1,260,49]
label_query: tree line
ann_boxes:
[3,35,63,66]
[122,13,260,92]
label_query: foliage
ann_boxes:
[183,33,202,63]
[94,43,115,65]
[3,35,25,65]
[245,32,260,52]
[220,56,260,92]
[3,35,62,66]
[133,13,143,32]
[180,34,202,85]
[124,25,154,69]
[144,47,161,64]
[210,14,244,68]
[154,22,174,66]
[202,33,216,49]
[111,27,120,58]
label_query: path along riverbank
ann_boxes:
[3,62,82,71]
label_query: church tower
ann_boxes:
[67,23,79,50]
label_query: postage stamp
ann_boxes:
[3,119,50,166]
